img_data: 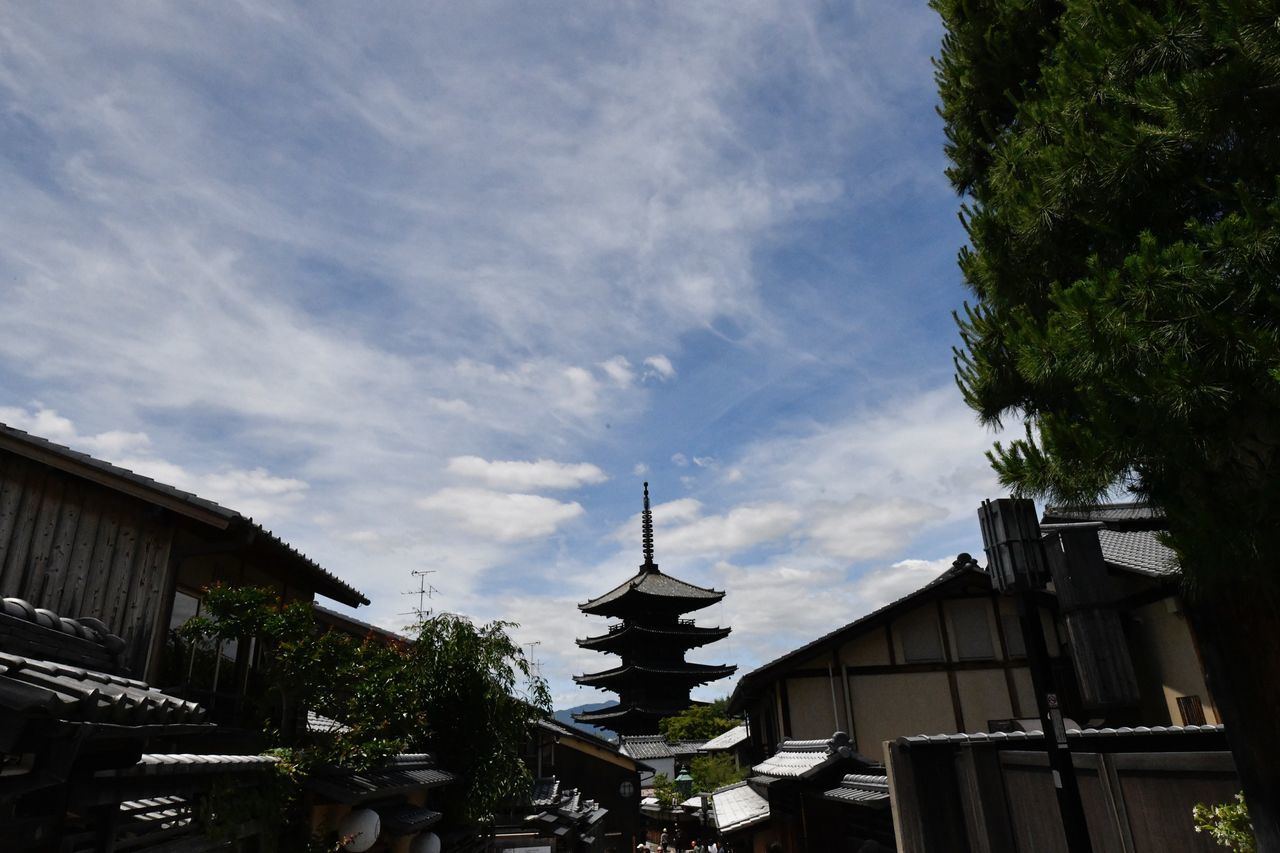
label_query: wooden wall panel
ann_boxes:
[0,454,176,676]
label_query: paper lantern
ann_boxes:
[338,808,380,852]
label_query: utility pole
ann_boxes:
[978,498,1094,853]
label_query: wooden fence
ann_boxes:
[886,726,1238,852]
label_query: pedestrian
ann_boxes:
[660,828,669,852]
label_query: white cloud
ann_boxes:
[666,503,800,555]
[446,456,608,490]
[632,462,649,476]
[852,556,955,611]
[671,453,689,467]
[643,355,676,381]
[806,495,944,560]
[417,488,584,541]
[599,356,634,387]
[0,2,989,709]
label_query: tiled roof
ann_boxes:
[306,710,353,734]
[526,787,609,838]
[896,723,1224,747]
[579,569,724,614]
[0,596,127,673]
[378,803,442,835]
[0,651,208,727]
[0,421,368,607]
[307,754,456,803]
[578,621,730,648]
[531,777,561,806]
[107,753,279,776]
[619,736,706,760]
[1044,503,1163,525]
[120,794,192,825]
[575,661,736,687]
[536,716,622,752]
[729,556,987,712]
[573,702,684,723]
[313,604,410,644]
[1097,529,1178,577]
[822,773,890,806]
[751,739,832,778]
[710,781,770,833]
[701,725,748,752]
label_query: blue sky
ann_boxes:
[0,2,1014,709]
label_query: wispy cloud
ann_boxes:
[446,456,608,491]
[0,1,991,709]
[417,488,584,542]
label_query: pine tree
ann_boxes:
[932,0,1280,845]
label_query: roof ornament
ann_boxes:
[641,482,658,572]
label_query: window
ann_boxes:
[1177,695,1206,726]
[170,589,201,629]
[951,600,995,660]
[900,615,944,663]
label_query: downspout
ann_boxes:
[827,661,840,731]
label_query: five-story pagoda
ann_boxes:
[573,483,735,735]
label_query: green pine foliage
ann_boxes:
[934,0,1280,568]
[932,2,1280,842]
[658,698,737,741]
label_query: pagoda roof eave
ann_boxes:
[573,705,685,727]
[574,662,737,688]
[577,624,731,651]
[578,569,724,616]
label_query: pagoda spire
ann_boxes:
[641,482,658,572]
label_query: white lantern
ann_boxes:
[338,808,381,852]
[410,831,442,853]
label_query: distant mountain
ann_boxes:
[553,702,617,740]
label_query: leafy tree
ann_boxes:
[180,585,550,841]
[931,0,1280,844]
[651,772,683,811]
[689,753,746,793]
[658,698,737,741]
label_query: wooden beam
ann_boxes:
[936,600,965,732]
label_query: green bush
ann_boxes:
[1194,793,1255,852]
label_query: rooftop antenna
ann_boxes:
[641,481,658,572]
[400,569,439,620]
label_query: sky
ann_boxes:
[0,1,1016,711]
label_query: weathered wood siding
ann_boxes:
[0,451,176,675]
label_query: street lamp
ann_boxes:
[674,767,694,802]
[978,498,1094,853]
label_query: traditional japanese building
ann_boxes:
[573,483,735,735]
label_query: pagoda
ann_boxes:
[573,483,735,735]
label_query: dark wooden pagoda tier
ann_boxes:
[578,569,725,618]
[572,701,692,734]
[576,621,731,654]
[573,483,735,735]
[574,661,737,690]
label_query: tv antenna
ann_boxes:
[400,569,439,620]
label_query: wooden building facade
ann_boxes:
[728,555,1066,764]
[0,422,368,688]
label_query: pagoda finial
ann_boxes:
[641,482,657,571]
